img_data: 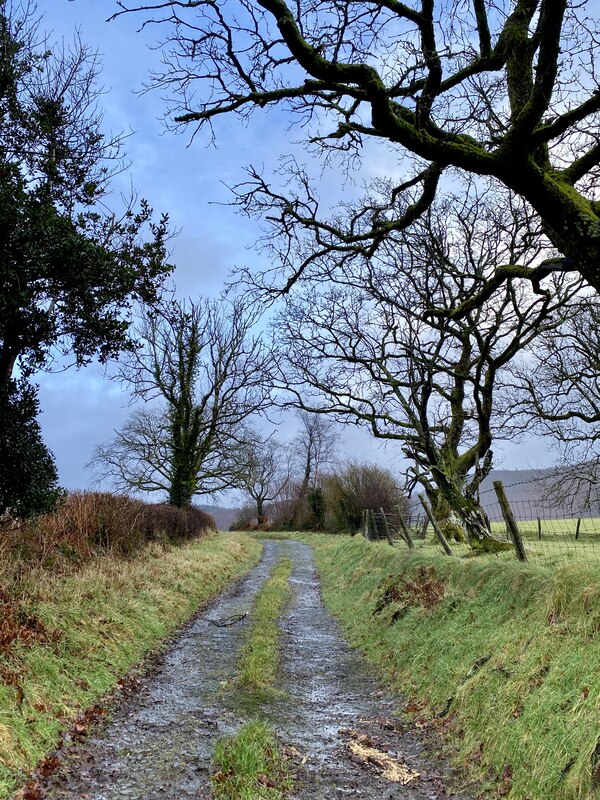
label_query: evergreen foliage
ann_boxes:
[0,379,61,517]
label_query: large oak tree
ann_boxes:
[115,1,600,300]
[273,188,581,545]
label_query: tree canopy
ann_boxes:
[116,1,600,300]
[0,3,171,384]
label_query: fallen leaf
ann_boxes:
[346,740,420,784]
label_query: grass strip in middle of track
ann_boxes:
[212,719,293,800]
[212,554,295,798]
[236,556,294,700]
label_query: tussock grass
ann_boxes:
[302,533,600,800]
[0,533,261,799]
[212,720,292,799]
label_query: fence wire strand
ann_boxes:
[365,489,600,565]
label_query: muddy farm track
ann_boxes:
[33,540,473,800]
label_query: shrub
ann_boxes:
[0,380,62,518]
[140,503,217,542]
[229,504,258,531]
[323,461,408,533]
[2,492,216,566]
[229,503,274,532]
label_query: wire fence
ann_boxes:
[364,479,600,567]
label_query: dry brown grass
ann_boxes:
[0,492,217,664]
[0,492,216,571]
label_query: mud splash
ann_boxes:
[36,539,472,800]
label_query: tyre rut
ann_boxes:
[38,539,472,800]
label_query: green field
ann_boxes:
[399,517,600,567]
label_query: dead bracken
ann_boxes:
[373,565,447,620]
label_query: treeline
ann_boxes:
[231,460,408,534]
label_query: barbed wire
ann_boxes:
[478,474,551,496]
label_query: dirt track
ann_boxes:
[37,539,473,799]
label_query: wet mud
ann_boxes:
[35,539,473,800]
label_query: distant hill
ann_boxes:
[198,505,240,531]
[411,468,600,521]
[480,467,600,519]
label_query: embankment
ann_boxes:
[306,533,600,800]
[0,532,261,798]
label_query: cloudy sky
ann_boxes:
[34,1,555,498]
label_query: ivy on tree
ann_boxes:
[91,298,271,507]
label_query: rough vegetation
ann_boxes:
[0,493,259,799]
[304,533,600,800]
[1,491,216,566]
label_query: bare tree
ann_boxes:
[114,1,600,300]
[92,297,271,506]
[512,296,600,508]
[234,434,291,524]
[294,410,337,496]
[273,190,582,546]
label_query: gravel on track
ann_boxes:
[34,539,473,800]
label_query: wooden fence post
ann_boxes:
[537,517,542,540]
[418,495,454,556]
[395,506,415,549]
[380,508,395,546]
[418,518,429,539]
[493,481,527,562]
[369,509,378,541]
[362,509,369,538]
[575,518,582,540]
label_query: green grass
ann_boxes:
[0,533,262,799]
[247,531,296,541]
[380,517,600,568]
[212,720,293,799]
[236,557,294,699]
[294,532,600,800]
[212,554,295,797]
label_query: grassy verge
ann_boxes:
[212,555,294,798]
[0,532,262,799]
[299,532,600,800]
